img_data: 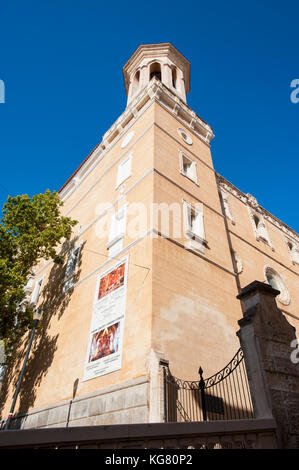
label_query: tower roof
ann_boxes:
[123,43,190,96]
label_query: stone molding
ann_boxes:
[60,78,214,202]
[217,174,299,245]
[247,205,274,250]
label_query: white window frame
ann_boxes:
[106,204,128,257]
[179,150,198,185]
[183,200,206,254]
[31,276,44,305]
[248,207,273,249]
[63,242,82,293]
[115,153,132,189]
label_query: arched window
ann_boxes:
[253,215,260,229]
[150,62,161,81]
[264,266,290,305]
[134,70,140,84]
[250,210,271,246]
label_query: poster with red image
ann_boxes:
[83,257,128,381]
[98,263,125,300]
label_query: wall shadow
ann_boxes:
[0,239,85,428]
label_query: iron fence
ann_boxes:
[163,348,253,422]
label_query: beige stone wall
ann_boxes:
[151,103,241,380]
[1,90,298,429]
[0,103,156,423]
[222,187,299,333]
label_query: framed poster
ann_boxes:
[83,256,128,381]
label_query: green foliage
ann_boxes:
[0,190,77,360]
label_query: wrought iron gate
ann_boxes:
[163,348,253,422]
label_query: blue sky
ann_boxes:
[0,0,298,232]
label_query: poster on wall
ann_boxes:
[83,256,128,381]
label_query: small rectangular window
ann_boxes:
[31,278,43,305]
[179,151,198,184]
[107,205,127,257]
[183,200,206,253]
[116,153,132,188]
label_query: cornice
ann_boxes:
[216,173,299,244]
[59,78,214,202]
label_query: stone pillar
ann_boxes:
[139,65,149,89]
[236,281,299,449]
[176,68,186,102]
[146,349,168,423]
[161,62,172,89]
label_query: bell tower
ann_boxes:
[123,43,190,106]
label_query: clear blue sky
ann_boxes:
[0,0,298,232]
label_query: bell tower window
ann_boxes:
[172,67,177,88]
[123,43,190,106]
[150,62,161,81]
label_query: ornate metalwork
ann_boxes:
[163,348,253,422]
[204,348,244,389]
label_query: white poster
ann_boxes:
[83,256,128,381]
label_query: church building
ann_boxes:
[1,43,298,429]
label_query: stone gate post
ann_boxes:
[236,281,299,449]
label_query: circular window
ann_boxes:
[264,266,290,306]
[177,128,193,145]
[121,130,134,149]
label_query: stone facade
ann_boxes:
[0,43,298,434]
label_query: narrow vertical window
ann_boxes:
[172,67,177,88]
[249,208,272,248]
[31,278,44,305]
[63,244,82,292]
[131,70,140,98]
[116,153,132,188]
[150,62,161,81]
[183,200,206,253]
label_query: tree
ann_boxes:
[0,190,77,360]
